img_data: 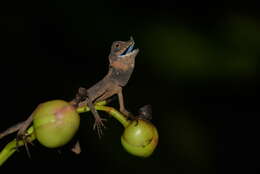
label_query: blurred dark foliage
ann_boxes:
[0,1,258,173]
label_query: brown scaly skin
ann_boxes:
[73,37,139,137]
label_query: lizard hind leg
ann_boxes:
[16,114,34,158]
[0,121,25,140]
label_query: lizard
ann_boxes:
[0,36,139,141]
[71,36,139,137]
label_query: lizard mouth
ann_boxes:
[120,43,138,57]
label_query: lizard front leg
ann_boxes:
[85,97,106,138]
[117,87,128,116]
[96,86,130,116]
[76,87,106,137]
[95,86,135,119]
[117,87,136,119]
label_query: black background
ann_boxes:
[0,1,258,173]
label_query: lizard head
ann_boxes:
[108,37,139,85]
[109,36,139,59]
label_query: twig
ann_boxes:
[0,100,130,166]
[0,126,35,166]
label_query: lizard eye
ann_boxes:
[113,43,121,52]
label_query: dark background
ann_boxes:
[0,1,258,173]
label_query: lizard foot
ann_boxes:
[93,116,107,138]
[120,109,136,120]
[16,131,33,158]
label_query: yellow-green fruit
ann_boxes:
[121,119,159,157]
[33,100,80,148]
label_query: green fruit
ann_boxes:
[121,119,159,157]
[33,100,80,148]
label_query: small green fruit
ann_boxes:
[33,100,80,148]
[121,119,159,157]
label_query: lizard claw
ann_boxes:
[16,131,24,151]
[93,117,107,138]
[16,131,32,158]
